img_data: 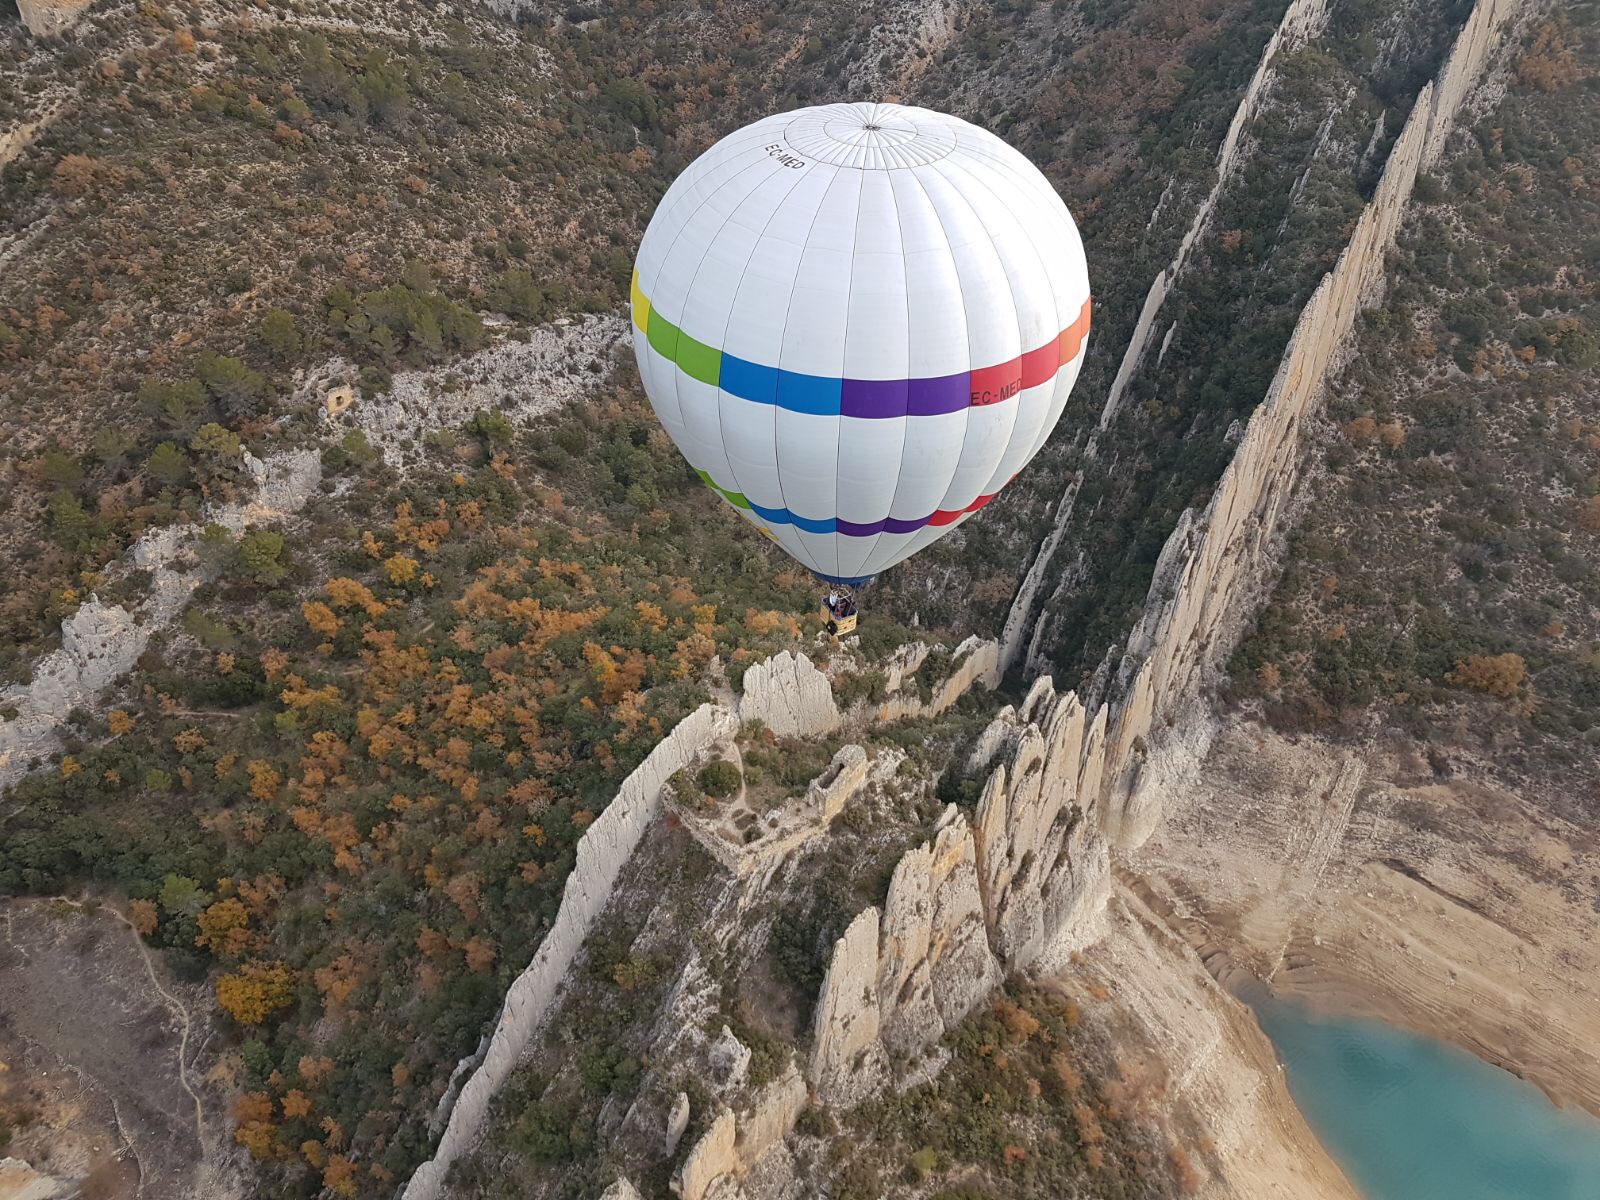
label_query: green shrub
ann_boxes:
[698,760,740,798]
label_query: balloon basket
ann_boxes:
[821,584,861,639]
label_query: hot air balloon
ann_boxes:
[631,101,1090,629]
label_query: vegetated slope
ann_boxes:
[1230,11,1599,805]
[0,0,1300,679]
[453,700,1189,1200]
[0,2,1298,1197]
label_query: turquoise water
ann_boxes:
[1252,995,1600,1200]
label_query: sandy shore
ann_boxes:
[1065,881,1361,1200]
[1124,719,1600,1118]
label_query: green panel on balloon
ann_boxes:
[645,308,680,360]
[675,334,723,386]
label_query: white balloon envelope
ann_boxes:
[632,101,1091,586]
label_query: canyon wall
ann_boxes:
[1093,0,1521,849]
[999,0,1333,673]
[403,701,741,1200]
[806,0,1524,1107]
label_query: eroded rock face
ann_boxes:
[810,744,868,821]
[876,636,1001,722]
[672,1108,737,1200]
[0,1156,73,1200]
[670,1066,807,1200]
[16,0,92,37]
[808,908,885,1106]
[810,680,1108,1098]
[738,651,841,738]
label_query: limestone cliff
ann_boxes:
[805,0,1525,1118]
[1086,0,1524,849]
[808,677,1110,1101]
[403,702,741,1200]
[738,650,842,738]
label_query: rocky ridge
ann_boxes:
[666,0,1529,1190]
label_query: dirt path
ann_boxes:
[0,898,242,1200]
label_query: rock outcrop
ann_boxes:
[15,0,92,37]
[808,908,886,1105]
[342,314,625,466]
[402,701,740,1200]
[671,1066,807,1200]
[0,1157,72,1200]
[876,807,1001,1057]
[809,678,1109,1101]
[738,650,842,738]
[875,635,1000,722]
[0,451,321,788]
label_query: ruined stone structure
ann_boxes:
[675,744,872,881]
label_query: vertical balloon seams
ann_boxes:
[631,102,1092,576]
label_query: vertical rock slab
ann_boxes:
[924,812,1002,1029]
[738,651,841,738]
[671,1108,737,1200]
[808,908,884,1105]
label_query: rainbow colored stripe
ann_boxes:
[631,273,1091,420]
[694,468,1003,536]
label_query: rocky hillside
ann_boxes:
[1,1,1584,1199]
